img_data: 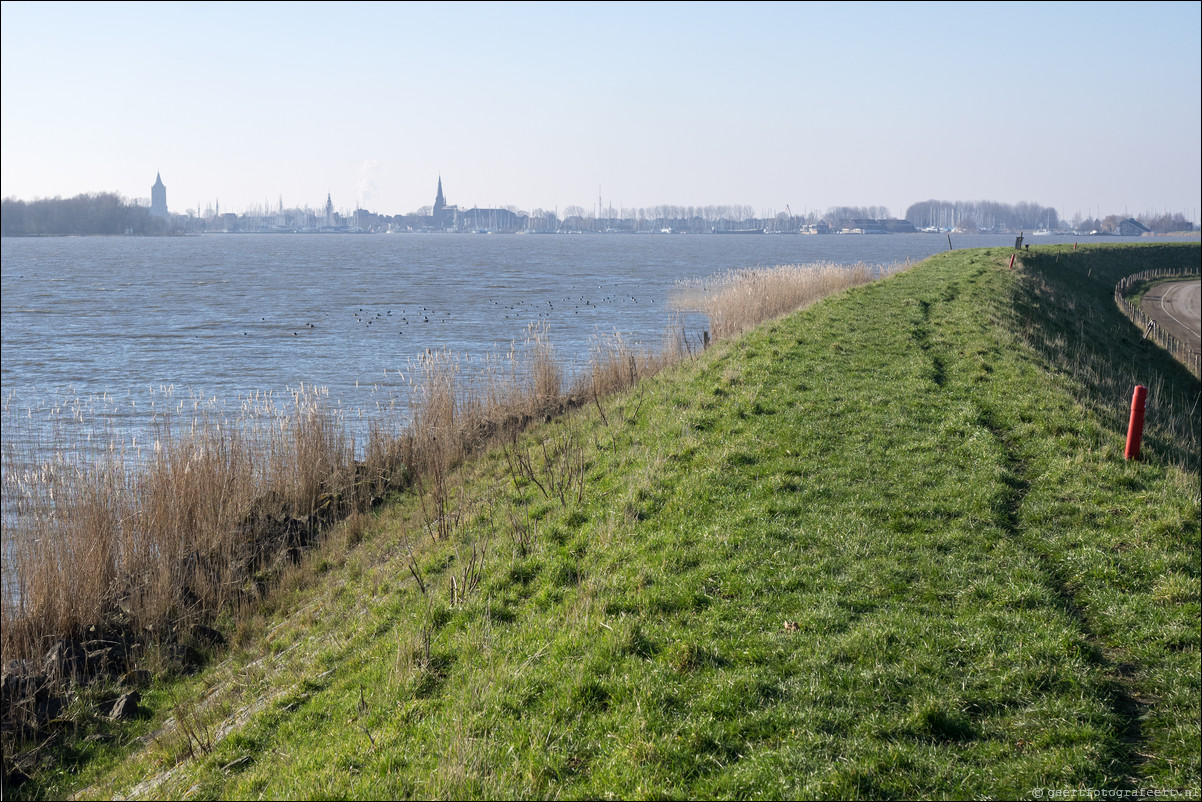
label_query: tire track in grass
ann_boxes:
[898,262,1149,789]
[920,260,1150,785]
[926,252,1188,788]
[973,401,1149,788]
[911,297,947,388]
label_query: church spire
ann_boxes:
[434,175,445,211]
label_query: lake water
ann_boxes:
[0,231,1160,465]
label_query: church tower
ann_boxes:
[433,176,446,218]
[432,176,455,230]
[150,172,169,218]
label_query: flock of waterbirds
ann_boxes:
[241,283,657,338]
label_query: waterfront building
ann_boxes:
[1119,218,1152,236]
[838,218,917,234]
[459,206,525,233]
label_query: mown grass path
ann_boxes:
[56,244,1199,800]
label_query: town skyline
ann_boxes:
[114,172,1201,229]
[10,171,1193,238]
[2,2,1199,222]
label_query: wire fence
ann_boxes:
[1114,269,1201,379]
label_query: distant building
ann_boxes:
[1119,218,1152,236]
[459,206,525,232]
[150,172,169,218]
[352,208,382,230]
[839,218,885,234]
[838,218,916,234]
[428,177,526,232]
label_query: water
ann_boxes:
[0,231,1153,462]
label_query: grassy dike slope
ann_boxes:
[69,244,1199,800]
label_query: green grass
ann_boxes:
[22,243,1200,800]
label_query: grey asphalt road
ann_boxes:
[1139,279,1201,353]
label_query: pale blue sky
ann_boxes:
[2,1,1199,221]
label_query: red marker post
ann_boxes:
[1124,385,1148,460]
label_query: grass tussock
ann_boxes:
[1,263,880,670]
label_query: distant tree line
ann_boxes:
[556,204,898,229]
[904,200,1060,232]
[1,193,168,236]
[904,200,1197,234]
[547,204,904,233]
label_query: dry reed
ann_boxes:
[670,261,908,339]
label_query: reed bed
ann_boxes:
[1,262,888,665]
[670,260,910,339]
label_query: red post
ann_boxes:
[1008,254,1016,269]
[1124,385,1147,460]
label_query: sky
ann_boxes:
[2,1,1200,222]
